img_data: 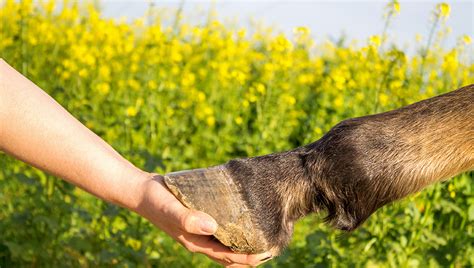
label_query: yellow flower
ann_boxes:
[237,28,246,39]
[248,94,258,103]
[166,106,175,117]
[63,59,78,72]
[78,68,88,78]
[111,218,126,233]
[235,116,243,125]
[282,95,296,106]
[298,74,313,85]
[126,106,138,117]
[203,106,213,116]
[171,49,183,62]
[255,83,266,94]
[83,54,96,66]
[28,36,38,45]
[104,46,114,59]
[389,80,403,90]
[461,35,472,45]
[42,0,55,14]
[198,68,207,77]
[378,93,389,106]
[130,63,139,73]
[417,203,425,213]
[97,82,110,95]
[333,96,344,108]
[126,238,141,251]
[448,184,454,192]
[148,80,158,90]
[393,1,400,14]
[171,66,180,75]
[181,72,195,87]
[197,91,206,102]
[369,35,381,47]
[314,127,323,136]
[415,34,423,43]
[61,71,71,80]
[179,100,190,109]
[206,116,215,126]
[293,26,310,36]
[131,53,140,63]
[134,18,144,27]
[128,79,140,91]
[437,3,450,18]
[99,66,111,80]
[1,37,13,48]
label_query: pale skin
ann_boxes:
[0,59,272,267]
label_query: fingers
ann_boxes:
[225,263,250,268]
[145,176,273,266]
[151,176,218,235]
[180,209,218,235]
[207,256,250,267]
[208,256,231,266]
[253,255,274,266]
[178,232,272,266]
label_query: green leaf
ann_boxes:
[468,204,474,221]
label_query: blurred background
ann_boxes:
[0,0,473,267]
[102,0,473,52]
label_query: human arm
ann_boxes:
[0,58,271,267]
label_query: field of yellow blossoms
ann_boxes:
[0,0,473,267]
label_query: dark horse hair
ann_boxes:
[224,84,473,252]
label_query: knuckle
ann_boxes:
[181,211,195,231]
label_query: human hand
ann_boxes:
[0,59,271,266]
[134,173,273,267]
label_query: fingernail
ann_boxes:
[260,254,272,262]
[200,219,218,234]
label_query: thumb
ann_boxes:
[180,209,218,235]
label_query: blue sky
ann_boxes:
[101,1,473,50]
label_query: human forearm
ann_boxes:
[0,58,146,210]
[0,58,274,266]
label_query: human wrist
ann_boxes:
[110,165,152,212]
[131,173,171,223]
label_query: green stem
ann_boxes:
[419,16,440,89]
